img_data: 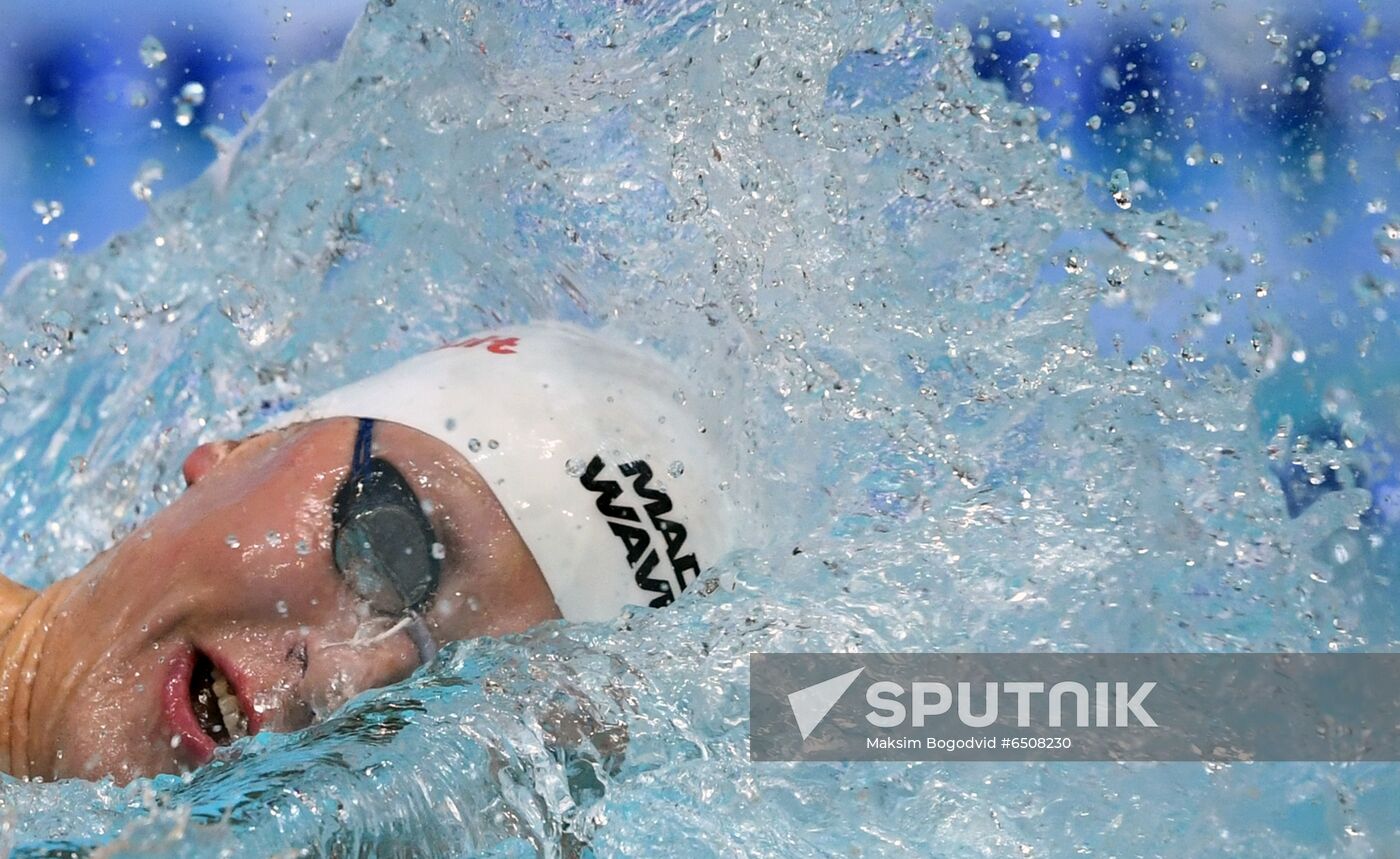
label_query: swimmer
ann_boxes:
[0,322,734,783]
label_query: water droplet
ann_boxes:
[565,457,586,477]
[276,600,289,616]
[1291,349,1307,363]
[1188,52,1206,72]
[668,460,685,477]
[174,102,195,127]
[130,160,165,203]
[139,35,168,69]
[487,439,499,449]
[1169,16,1187,37]
[1255,282,1270,297]
[31,199,63,225]
[1108,169,1133,209]
[420,498,436,515]
[444,417,457,431]
[266,530,283,548]
[69,456,87,474]
[467,438,481,452]
[1120,99,1136,115]
[283,9,293,21]
[178,81,206,107]
[226,535,241,548]
[296,539,312,555]
[1311,50,1327,66]
[1064,254,1085,275]
[431,542,447,560]
[1085,114,1102,130]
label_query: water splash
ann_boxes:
[0,0,1391,855]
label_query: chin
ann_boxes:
[45,722,166,784]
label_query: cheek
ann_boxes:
[46,650,175,780]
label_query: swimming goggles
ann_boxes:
[330,418,440,665]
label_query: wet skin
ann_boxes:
[0,418,560,783]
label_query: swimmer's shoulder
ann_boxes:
[0,574,37,636]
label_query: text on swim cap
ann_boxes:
[578,455,701,609]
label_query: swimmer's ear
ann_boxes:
[181,440,239,487]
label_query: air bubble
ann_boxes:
[276,600,289,616]
[565,458,586,477]
[139,35,168,69]
[668,460,685,477]
[487,439,499,449]
[296,539,312,555]
[226,535,241,549]
[1311,50,1327,66]
[267,531,283,548]
[431,542,447,560]
[1188,52,1206,72]
[467,438,481,452]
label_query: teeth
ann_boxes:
[210,666,248,740]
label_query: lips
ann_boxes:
[162,644,262,766]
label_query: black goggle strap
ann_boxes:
[348,416,439,667]
[351,417,376,483]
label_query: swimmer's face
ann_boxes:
[21,418,559,782]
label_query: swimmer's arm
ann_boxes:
[0,573,42,777]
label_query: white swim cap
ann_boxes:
[276,322,735,622]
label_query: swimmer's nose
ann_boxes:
[182,440,239,486]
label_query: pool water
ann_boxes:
[1,0,1397,855]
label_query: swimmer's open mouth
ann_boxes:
[188,648,248,745]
